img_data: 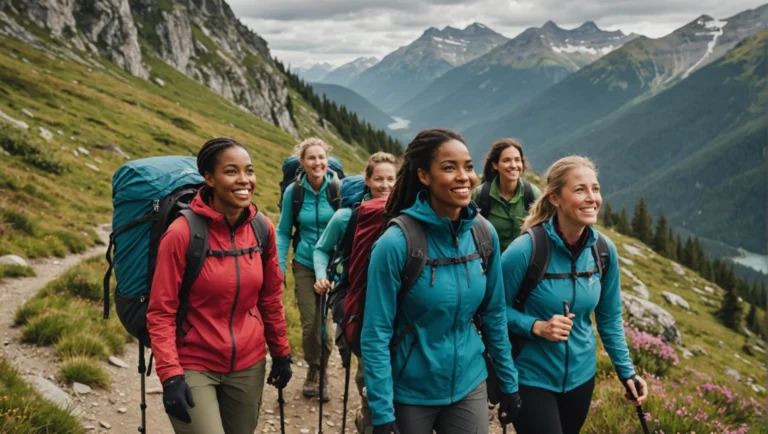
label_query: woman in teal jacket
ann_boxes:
[502,156,648,434]
[276,137,338,400]
[362,129,521,434]
[313,151,397,432]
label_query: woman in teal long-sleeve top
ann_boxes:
[502,155,648,434]
[313,151,397,433]
[275,137,339,400]
[362,129,521,434]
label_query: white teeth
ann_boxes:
[452,188,469,193]
[234,189,249,195]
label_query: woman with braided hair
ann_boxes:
[361,129,522,434]
[148,137,293,434]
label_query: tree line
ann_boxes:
[602,198,766,336]
[274,60,403,156]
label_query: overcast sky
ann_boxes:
[228,0,764,68]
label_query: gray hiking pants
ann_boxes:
[394,382,489,434]
[293,261,334,369]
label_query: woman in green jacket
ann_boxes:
[313,151,398,432]
[472,139,541,252]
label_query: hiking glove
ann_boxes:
[268,354,293,389]
[162,375,195,424]
[498,392,522,424]
[373,421,400,434]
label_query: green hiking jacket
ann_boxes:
[472,177,541,252]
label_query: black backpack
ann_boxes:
[476,177,535,219]
[485,223,610,404]
[326,205,363,324]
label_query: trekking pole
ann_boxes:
[627,378,650,434]
[318,287,331,434]
[137,339,147,434]
[341,353,351,433]
[278,387,286,434]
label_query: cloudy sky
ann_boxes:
[229,0,763,68]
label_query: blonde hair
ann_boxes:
[521,156,597,233]
[294,137,332,159]
[365,152,398,179]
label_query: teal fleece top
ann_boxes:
[502,218,636,393]
[362,191,519,426]
[313,194,372,280]
[276,173,337,272]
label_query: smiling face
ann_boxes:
[548,166,601,229]
[492,145,523,184]
[204,146,256,214]
[417,139,478,219]
[366,162,396,200]
[300,144,328,180]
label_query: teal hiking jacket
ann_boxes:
[313,194,372,280]
[276,173,337,273]
[362,191,519,426]
[502,218,635,393]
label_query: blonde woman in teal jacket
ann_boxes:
[276,138,339,399]
[502,156,648,434]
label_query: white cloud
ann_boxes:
[228,0,764,67]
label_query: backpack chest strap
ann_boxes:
[425,252,482,286]
[543,268,599,280]
[206,245,262,259]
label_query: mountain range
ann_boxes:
[348,23,509,112]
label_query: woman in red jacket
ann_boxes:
[147,137,293,434]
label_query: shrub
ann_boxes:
[20,312,83,346]
[625,326,679,377]
[52,230,88,254]
[1,209,39,236]
[55,333,109,359]
[59,356,110,389]
[0,264,35,279]
[0,126,64,174]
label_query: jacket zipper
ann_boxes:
[315,191,320,240]
[228,226,241,372]
[450,227,461,402]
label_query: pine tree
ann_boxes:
[676,235,684,263]
[746,302,759,334]
[602,203,614,227]
[718,266,744,331]
[667,228,677,260]
[652,213,670,255]
[631,198,653,244]
[616,209,631,235]
[682,238,694,269]
[692,237,705,273]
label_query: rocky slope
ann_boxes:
[0,0,297,135]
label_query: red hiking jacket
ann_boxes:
[147,191,290,383]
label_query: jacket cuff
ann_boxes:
[371,412,395,427]
[157,365,184,384]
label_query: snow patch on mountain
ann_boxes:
[551,43,616,56]
[684,19,727,78]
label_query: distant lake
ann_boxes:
[730,249,768,274]
[388,117,410,130]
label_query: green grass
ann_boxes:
[59,356,110,389]
[0,264,35,279]
[0,357,85,434]
[55,333,110,359]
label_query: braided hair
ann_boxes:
[384,128,466,224]
[197,137,247,176]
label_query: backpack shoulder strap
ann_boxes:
[521,178,535,212]
[592,232,611,279]
[470,215,494,274]
[177,209,209,337]
[339,206,360,259]
[327,176,342,211]
[250,212,271,259]
[514,224,550,311]
[390,215,428,305]
[477,182,492,219]
[290,180,304,229]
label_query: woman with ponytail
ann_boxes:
[472,139,540,252]
[361,129,521,434]
[502,156,647,434]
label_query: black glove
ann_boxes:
[267,354,293,389]
[162,375,195,424]
[498,392,522,425]
[373,421,400,434]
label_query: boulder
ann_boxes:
[77,146,90,155]
[690,345,708,356]
[621,293,682,344]
[24,375,81,416]
[0,109,30,129]
[38,127,53,140]
[21,108,35,118]
[682,349,694,359]
[153,77,165,87]
[95,144,130,159]
[691,287,707,296]
[73,382,92,395]
[661,291,690,310]
[108,356,128,368]
[618,256,634,266]
[704,286,716,294]
[0,255,28,267]
[671,262,685,276]
[725,367,741,381]
[621,268,649,299]
[622,244,646,258]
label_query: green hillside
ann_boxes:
[0,31,365,260]
[536,31,768,254]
